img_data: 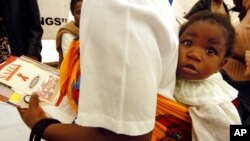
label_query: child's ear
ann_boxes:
[215,58,228,73]
[218,58,228,69]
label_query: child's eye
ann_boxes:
[206,48,217,55]
[183,40,192,46]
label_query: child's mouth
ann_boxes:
[181,64,198,75]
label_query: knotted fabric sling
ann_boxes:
[152,95,192,141]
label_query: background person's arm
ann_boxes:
[26,0,43,61]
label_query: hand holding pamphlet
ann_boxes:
[0,56,77,123]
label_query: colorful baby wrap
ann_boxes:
[152,95,192,141]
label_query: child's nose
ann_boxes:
[187,50,201,62]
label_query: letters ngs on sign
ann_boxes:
[41,17,67,26]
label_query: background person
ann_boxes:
[1,0,43,61]
[221,0,250,124]
[56,0,82,67]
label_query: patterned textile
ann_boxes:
[0,36,10,63]
[152,95,191,141]
[58,38,80,111]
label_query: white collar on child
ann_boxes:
[174,72,238,106]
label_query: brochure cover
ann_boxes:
[0,56,60,104]
[0,56,76,123]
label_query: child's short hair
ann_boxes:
[179,11,236,57]
[70,0,83,15]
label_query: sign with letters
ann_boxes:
[38,0,71,40]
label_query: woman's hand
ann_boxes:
[17,93,47,129]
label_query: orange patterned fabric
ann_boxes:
[57,39,80,111]
[152,95,191,141]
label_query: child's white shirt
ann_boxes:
[174,72,242,141]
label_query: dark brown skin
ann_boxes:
[17,94,152,141]
[160,137,179,141]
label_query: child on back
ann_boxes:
[159,11,241,141]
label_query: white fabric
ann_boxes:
[0,102,31,141]
[76,0,179,136]
[61,33,74,57]
[174,73,241,141]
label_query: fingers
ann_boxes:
[17,106,27,114]
[17,93,47,128]
[17,93,40,119]
[28,93,40,110]
[17,106,27,120]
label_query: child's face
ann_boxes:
[73,1,83,27]
[177,21,227,80]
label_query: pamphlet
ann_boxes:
[0,56,76,123]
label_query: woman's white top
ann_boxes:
[174,73,242,141]
[61,33,74,57]
[75,0,179,136]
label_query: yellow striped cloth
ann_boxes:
[152,95,191,141]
